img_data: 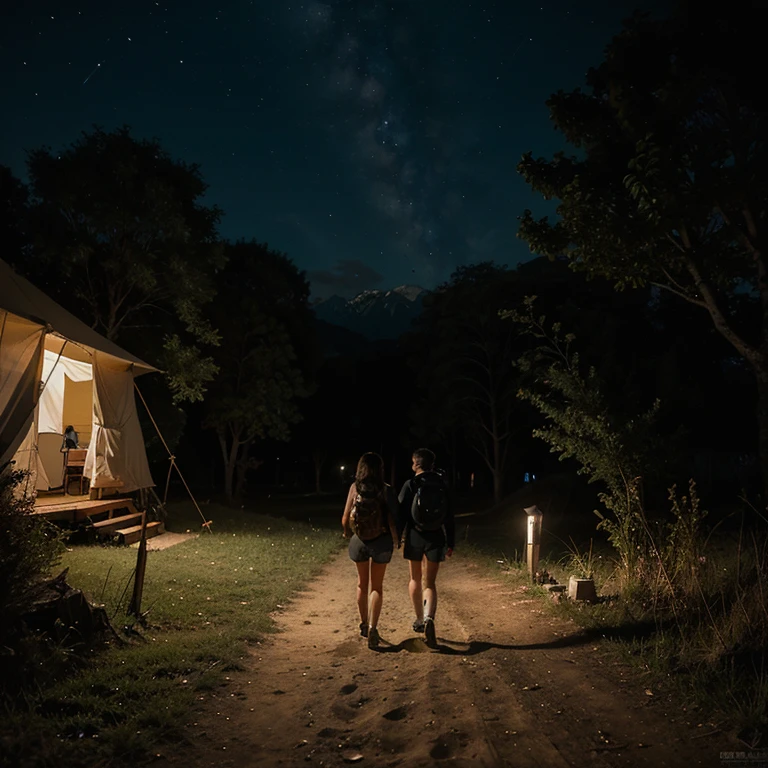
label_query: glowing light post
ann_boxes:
[339,464,345,490]
[524,505,543,583]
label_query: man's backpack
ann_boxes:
[350,481,386,540]
[411,472,447,530]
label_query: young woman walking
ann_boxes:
[341,452,399,648]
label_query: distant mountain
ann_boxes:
[312,318,371,359]
[313,285,428,340]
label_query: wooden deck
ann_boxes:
[33,496,140,523]
[34,491,89,507]
[32,494,165,544]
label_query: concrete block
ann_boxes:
[568,576,597,602]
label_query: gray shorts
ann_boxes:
[348,532,394,564]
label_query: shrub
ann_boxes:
[0,463,64,650]
[509,298,661,590]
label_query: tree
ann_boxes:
[24,126,224,403]
[407,263,523,504]
[204,241,312,502]
[517,5,768,495]
[0,166,28,262]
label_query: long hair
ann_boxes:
[355,452,385,494]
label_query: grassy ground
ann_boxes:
[461,508,768,744]
[5,485,765,764]
[0,496,344,768]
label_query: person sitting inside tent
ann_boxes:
[63,425,79,450]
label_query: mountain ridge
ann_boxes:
[313,284,428,340]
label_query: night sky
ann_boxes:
[1,0,668,299]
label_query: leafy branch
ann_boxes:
[506,297,660,586]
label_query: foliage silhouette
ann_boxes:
[517,5,768,496]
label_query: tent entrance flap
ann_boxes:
[84,351,154,493]
[0,312,46,466]
[39,349,93,435]
[31,350,94,491]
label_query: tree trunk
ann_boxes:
[234,439,252,501]
[492,433,503,505]
[492,468,503,506]
[224,457,235,503]
[755,364,768,501]
[217,431,233,503]
[221,430,240,504]
[681,251,768,496]
[312,450,326,495]
[451,429,458,489]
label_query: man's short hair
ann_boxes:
[412,448,435,471]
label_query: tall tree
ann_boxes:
[0,166,28,262]
[407,263,522,504]
[204,241,312,502]
[24,126,224,403]
[517,4,768,495]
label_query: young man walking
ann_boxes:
[397,448,454,648]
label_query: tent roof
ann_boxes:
[0,258,157,374]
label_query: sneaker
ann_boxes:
[424,617,437,648]
[412,618,425,633]
[367,626,380,649]
[359,622,368,638]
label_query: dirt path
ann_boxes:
[173,551,737,767]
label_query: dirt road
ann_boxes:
[174,550,736,767]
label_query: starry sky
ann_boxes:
[0,0,670,300]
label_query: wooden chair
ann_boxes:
[64,449,88,495]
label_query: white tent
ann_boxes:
[0,258,156,495]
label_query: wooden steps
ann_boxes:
[118,521,165,545]
[91,508,166,545]
[33,496,165,546]
[91,511,144,535]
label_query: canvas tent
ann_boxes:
[0,258,156,495]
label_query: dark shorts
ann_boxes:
[403,526,447,563]
[348,532,394,564]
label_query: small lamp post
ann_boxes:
[339,464,345,490]
[524,505,543,583]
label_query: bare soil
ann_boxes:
[170,550,738,767]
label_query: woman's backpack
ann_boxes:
[350,480,386,540]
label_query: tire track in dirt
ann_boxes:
[173,551,738,767]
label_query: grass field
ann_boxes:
[4,486,765,765]
[0,496,344,768]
